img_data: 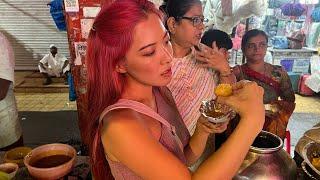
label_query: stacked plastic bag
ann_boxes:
[272,36,289,49]
[268,0,291,9]
[306,23,320,48]
[311,7,320,22]
[280,3,305,17]
[305,55,320,93]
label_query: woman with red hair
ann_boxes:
[85,0,265,179]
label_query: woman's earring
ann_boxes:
[116,65,127,73]
[167,17,176,35]
[116,65,121,73]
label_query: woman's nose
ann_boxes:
[161,44,173,64]
[198,22,205,30]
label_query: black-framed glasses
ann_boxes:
[178,16,208,27]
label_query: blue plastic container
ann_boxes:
[280,59,294,72]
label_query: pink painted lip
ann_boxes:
[161,68,172,77]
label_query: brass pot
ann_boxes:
[301,142,320,179]
[295,125,320,158]
[234,131,297,179]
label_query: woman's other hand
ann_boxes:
[217,80,265,131]
[196,115,229,134]
[195,42,231,74]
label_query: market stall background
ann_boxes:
[0,0,318,179]
[61,0,320,146]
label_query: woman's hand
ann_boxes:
[195,42,231,75]
[217,80,265,128]
[196,115,229,134]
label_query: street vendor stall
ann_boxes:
[269,47,317,71]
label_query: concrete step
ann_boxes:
[24,72,66,83]
[15,81,69,93]
[24,77,66,84]
[14,71,69,93]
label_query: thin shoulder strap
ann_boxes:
[99,99,172,129]
[99,98,184,151]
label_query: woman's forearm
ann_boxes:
[192,117,261,179]
[219,73,236,84]
[184,125,210,166]
[219,68,236,84]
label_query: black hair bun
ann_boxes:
[159,0,168,13]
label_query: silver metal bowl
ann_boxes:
[199,100,236,123]
[302,142,320,179]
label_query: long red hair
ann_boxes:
[85,0,161,179]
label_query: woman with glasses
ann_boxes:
[232,29,295,140]
[160,0,237,169]
[160,0,236,168]
[160,0,235,136]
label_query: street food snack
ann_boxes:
[200,100,236,123]
[4,146,32,167]
[312,157,320,170]
[214,83,232,97]
[0,163,18,179]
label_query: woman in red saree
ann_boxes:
[233,29,296,139]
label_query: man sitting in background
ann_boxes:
[38,44,70,85]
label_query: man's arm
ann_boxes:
[39,62,47,71]
[0,78,11,100]
[62,60,69,70]
[39,54,50,70]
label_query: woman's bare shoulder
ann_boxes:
[100,108,151,148]
[102,108,142,127]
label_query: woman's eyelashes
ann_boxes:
[143,37,171,57]
[143,50,155,57]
